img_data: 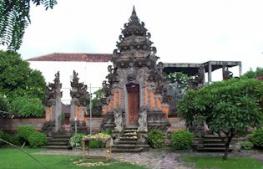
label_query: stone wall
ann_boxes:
[0,118,46,131]
[168,117,186,131]
[0,117,184,132]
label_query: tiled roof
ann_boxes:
[27,53,112,62]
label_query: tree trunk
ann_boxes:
[223,132,234,160]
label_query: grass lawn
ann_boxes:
[0,148,146,169]
[184,155,263,169]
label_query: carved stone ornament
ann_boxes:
[138,106,148,132]
[113,108,123,132]
[44,71,62,106]
[70,70,90,106]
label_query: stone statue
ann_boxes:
[113,109,123,132]
[138,106,148,132]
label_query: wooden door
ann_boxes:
[127,83,139,126]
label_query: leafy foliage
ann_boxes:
[242,67,263,79]
[0,51,45,99]
[0,93,9,112]
[89,89,105,116]
[0,131,20,145]
[249,128,263,148]
[171,130,193,150]
[17,125,36,143]
[147,129,165,148]
[27,131,47,148]
[88,140,104,148]
[240,141,253,150]
[178,78,263,159]
[10,96,44,117]
[0,0,57,50]
[69,133,85,148]
[17,125,47,147]
[0,51,45,117]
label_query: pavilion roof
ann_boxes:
[27,53,112,62]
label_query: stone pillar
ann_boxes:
[54,95,62,132]
[208,62,212,84]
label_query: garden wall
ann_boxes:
[0,117,185,132]
[0,118,46,131]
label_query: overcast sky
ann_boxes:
[18,0,263,73]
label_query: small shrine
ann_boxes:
[101,7,170,147]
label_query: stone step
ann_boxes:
[43,145,71,149]
[116,140,138,144]
[112,144,138,149]
[47,142,69,146]
[197,147,232,152]
[119,137,138,141]
[203,143,226,147]
[203,139,225,143]
[48,138,70,142]
[112,147,143,153]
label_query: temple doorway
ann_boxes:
[126,83,140,127]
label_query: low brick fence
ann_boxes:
[0,117,185,132]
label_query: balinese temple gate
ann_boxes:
[101,7,170,148]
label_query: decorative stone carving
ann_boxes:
[44,71,62,132]
[138,106,148,132]
[113,109,123,132]
[70,70,90,106]
[70,71,90,131]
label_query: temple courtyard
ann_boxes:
[1,148,263,169]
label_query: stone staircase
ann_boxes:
[44,132,72,150]
[194,134,233,152]
[112,128,149,153]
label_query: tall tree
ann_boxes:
[178,78,263,159]
[0,50,46,117]
[0,0,57,50]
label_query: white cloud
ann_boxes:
[18,0,263,73]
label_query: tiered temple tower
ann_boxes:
[102,7,170,135]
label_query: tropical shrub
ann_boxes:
[148,129,165,148]
[27,132,47,148]
[178,78,263,159]
[69,133,85,148]
[10,96,44,117]
[249,129,263,148]
[240,141,253,150]
[171,130,193,150]
[89,140,104,148]
[0,131,21,145]
[17,126,36,142]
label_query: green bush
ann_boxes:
[240,141,254,150]
[249,129,263,148]
[148,129,165,148]
[0,131,21,145]
[10,96,44,117]
[0,130,4,146]
[17,126,36,143]
[89,140,104,148]
[27,131,47,148]
[171,130,193,150]
[69,133,85,148]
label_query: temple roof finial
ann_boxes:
[132,5,136,16]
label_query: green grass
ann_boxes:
[184,155,263,169]
[0,148,145,169]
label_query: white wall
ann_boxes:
[29,61,111,104]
